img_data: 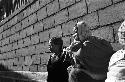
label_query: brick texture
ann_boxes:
[37,6,47,21]
[92,26,114,42]
[99,1,125,26]
[54,9,69,25]
[58,0,75,9]
[46,0,59,16]
[68,0,87,19]
[86,0,112,13]
[49,26,62,38]
[0,0,125,77]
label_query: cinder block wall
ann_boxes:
[0,0,124,72]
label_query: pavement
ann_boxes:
[0,71,48,82]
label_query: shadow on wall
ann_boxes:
[0,64,38,82]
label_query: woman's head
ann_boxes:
[73,21,91,41]
[49,37,63,53]
[118,21,125,45]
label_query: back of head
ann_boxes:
[49,37,63,46]
[75,21,91,41]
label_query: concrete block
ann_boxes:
[6,44,13,52]
[29,65,38,72]
[28,13,37,25]
[23,65,30,71]
[1,39,5,46]
[32,55,41,65]
[0,34,2,40]
[20,29,27,38]
[54,9,68,25]
[113,0,123,3]
[34,21,44,33]
[43,16,55,30]
[4,38,9,45]
[35,43,45,54]
[15,22,22,32]
[49,25,62,38]
[25,25,34,36]
[0,26,3,33]
[17,12,24,22]
[35,0,40,10]
[2,31,7,39]
[39,31,49,42]
[6,21,11,29]
[62,36,71,47]
[46,0,59,16]
[76,0,81,2]
[12,16,18,25]
[3,24,8,31]
[99,2,125,26]
[80,12,99,29]
[18,56,25,66]
[40,53,51,65]
[27,46,36,55]
[58,0,75,9]
[23,37,31,46]
[6,59,14,66]
[92,26,114,42]
[1,39,6,46]
[6,28,11,37]
[16,48,28,56]
[23,9,28,18]
[68,0,87,19]
[31,1,39,12]
[86,0,112,13]
[62,20,77,36]
[18,40,24,49]
[24,56,33,66]
[6,52,15,59]
[10,26,16,35]
[28,6,35,15]
[39,0,51,7]
[12,66,23,71]
[12,42,18,50]
[21,17,29,28]
[38,65,47,72]
[13,58,18,66]
[12,33,20,42]
[1,46,6,53]
[31,34,40,45]
[37,6,47,21]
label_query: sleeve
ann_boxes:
[47,56,51,82]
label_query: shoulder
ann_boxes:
[109,49,125,67]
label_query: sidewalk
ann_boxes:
[0,71,48,82]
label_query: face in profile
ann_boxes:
[118,21,125,45]
[49,40,55,53]
[49,39,60,53]
[118,30,125,45]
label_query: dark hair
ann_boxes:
[50,37,63,46]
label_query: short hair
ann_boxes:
[75,21,91,36]
[49,37,63,46]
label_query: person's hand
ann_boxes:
[67,65,74,73]
[69,40,81,50]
